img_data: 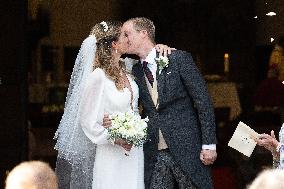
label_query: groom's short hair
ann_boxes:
[128,17,155,43]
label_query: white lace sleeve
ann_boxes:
[279,124,284,143]
[79,68,110,145]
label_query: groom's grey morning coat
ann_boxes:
[132,50,217,189]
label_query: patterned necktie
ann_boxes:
[142,61,154,86]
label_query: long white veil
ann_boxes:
[54,35,97,189]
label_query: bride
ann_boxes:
[80,21,142,189]
[54,21,171,189]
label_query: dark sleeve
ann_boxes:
[177,51,217,144]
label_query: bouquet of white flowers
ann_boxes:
[108,111,148,148]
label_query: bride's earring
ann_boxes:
[115,49,118,54]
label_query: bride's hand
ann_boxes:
[155,44,176,57]
[103,114,112,128]
[115,139,133,151]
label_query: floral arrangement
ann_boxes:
[155,56,169,74]
[108,111,148,148]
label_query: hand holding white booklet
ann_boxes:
[228,121,260,157]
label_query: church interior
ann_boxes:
[1,0,284,188]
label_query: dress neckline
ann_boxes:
[122,73,134,110]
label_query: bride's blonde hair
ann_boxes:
[90,21,124,90]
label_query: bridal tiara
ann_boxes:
[100,21,109,32]
[90,21,121,43]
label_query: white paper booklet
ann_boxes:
[228,121,259,157]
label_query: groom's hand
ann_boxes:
[200,149,217,165]
[103,114,112,128]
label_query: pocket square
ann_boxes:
[166,71,171,75]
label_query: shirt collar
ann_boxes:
[141,47,156,65]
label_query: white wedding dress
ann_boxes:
[79,67,144,189]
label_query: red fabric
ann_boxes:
[142,61,154,86]
[253,78,284,107]
[212,167,236,189]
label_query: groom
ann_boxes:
[121,17,217,189]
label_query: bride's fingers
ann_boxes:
[103,120,112,128]
[156,44,171,57]
[104,114,109,118]
[103,114,112,128]
[122,143,132,151]
[158,49,166,57]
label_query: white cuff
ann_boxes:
[202,144,216,150]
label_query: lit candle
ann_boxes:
[224,53,229,74]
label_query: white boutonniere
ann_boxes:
[155,56,169,74]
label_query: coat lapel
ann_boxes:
[155,51,167,108]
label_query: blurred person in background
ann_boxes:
[255,128,283,169]
[247,169,284,189]
[269,36,284,81]
[5,161,58,189]
[253,64,284,111]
